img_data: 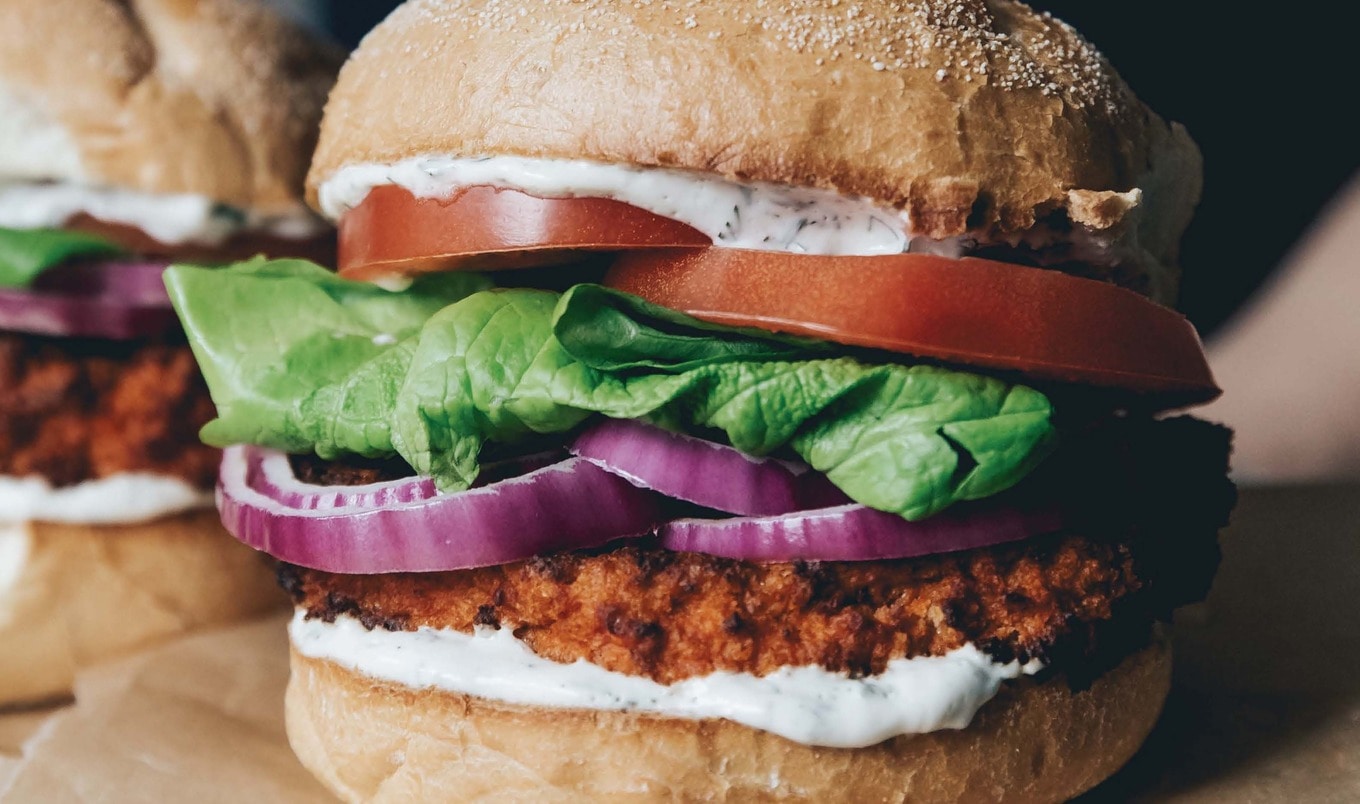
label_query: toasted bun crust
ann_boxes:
[0,0,342,212]
[0,510,285,708]
[286,639,1170,802]
[310,0,1201,263]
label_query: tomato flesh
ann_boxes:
[339,186,1217,403]
[606,248,1220,404]
[338,185,709,280]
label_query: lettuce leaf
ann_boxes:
[165,258,493,456]
[166,260,1056,520]
[0,227,124,288]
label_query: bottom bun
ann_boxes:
[286,638,1170,803]
[0,509,284,707]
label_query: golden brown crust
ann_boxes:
[286,535,1146,684]
[308,0,1201,264]
[0,509,286,708]
[0,0,342,211]
[0,334,218,488]
[286,639,1170,802]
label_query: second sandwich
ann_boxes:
[0,0,339,706]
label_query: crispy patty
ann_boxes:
[285,418,1233,683]
[0,333,218,487]
[284,530,1201,684]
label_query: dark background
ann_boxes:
[331,3,1356,337]
[1037,2,1355,335]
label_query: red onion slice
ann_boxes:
[660,502,1064,562]
[218,446,662,574]
[252,450,563,510]
[32,258,175,303]
[0,258,178,339]
[251,450,438,510]
[571,419,848,516]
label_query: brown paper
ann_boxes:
[2,485,1357,801]
[1,704,58,792]
[0,708,53,758]
[1,616,332,802]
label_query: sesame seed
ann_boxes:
[378,0,1125,112]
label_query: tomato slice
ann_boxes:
[605,248,1220,404]
[338,185,709,280]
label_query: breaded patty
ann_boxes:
[0,333,218,487]
[284,525,1213,685]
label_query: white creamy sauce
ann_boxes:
[291,611,1043,748]
[0,85,85,184]
[319,155,950,257]
[319,155,1128,263]
[0,474,213,525]
[0,182,327,247]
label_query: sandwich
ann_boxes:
[0,0,340,706]
[166,0,1235,799]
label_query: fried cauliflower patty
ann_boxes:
[0,333,218,487]
[283,525,1211,685]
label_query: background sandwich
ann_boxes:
[168,0,1235,799]
[0,0,340,706]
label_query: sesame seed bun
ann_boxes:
[308,0,1201,297]
[284,638,1170,803]
[0,0,342,213]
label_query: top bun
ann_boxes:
[0,0,343,213]
[309,0,1201,272]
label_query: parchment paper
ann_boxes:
[0,756,18,795]
[0,708,53,760]
[1,707,52,794]
[0,617,331,802]
[2,485,1357,802]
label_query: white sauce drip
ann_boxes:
[0,84,85,184]
[319,156,1131,264]
[0,183,327,247]
[319,155,952,257]
[291,611,1043,748]
[0,474,213,525]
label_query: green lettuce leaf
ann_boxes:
[552,283,830,370]
[167,260,1056,520]
[165,258,493,457]
[0,227,124,288]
